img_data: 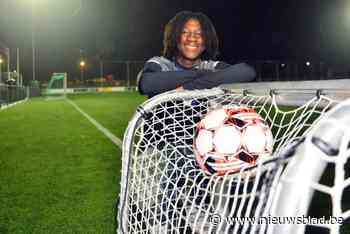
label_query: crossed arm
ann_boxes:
[138,62,256,98]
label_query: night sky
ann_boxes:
[0,0,349,83]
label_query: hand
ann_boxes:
[175,86,184,91]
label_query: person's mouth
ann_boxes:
[184,44,200,50]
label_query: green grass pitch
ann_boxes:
[0,92,146,234]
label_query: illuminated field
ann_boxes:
[0,92,146,233]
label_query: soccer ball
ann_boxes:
[193,105,273,175]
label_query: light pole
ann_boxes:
[31,0,36,81]
[0,56,3,84]
[80,60,85,83]
[6,48,10,81]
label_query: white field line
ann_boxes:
[66,98,123,149]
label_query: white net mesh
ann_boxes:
[118,88,348,234]
[268,99,350,234]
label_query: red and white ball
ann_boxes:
[194,106,273,175]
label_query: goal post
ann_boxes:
[45,73,67,97]
[269,99,350,234]
[221,79,350,107]
[118,81,350,234]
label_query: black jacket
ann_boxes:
[138,56,256,98]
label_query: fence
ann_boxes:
[100,61,144,87]
[0,85,28,108]
[248,60,349,82]
[248,60,326,81]
[28,86,41,98]
[16,59,343,90]
[69,61,145,89]
[0,85,42,109]
[90,60,346,90]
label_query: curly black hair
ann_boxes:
[162,11,219,60]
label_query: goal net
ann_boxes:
[44,73,67,98]
[117,87,350,234]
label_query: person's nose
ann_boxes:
[187,32,197,41]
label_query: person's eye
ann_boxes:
[194,32,202,37]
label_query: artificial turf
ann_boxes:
[0,92,145,234]
[68,92,146,139]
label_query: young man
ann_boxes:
[136,11,256,232]
[138,11,256,98]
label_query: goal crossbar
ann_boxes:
[221,79,350,105]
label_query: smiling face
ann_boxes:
[176,19,205,68]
